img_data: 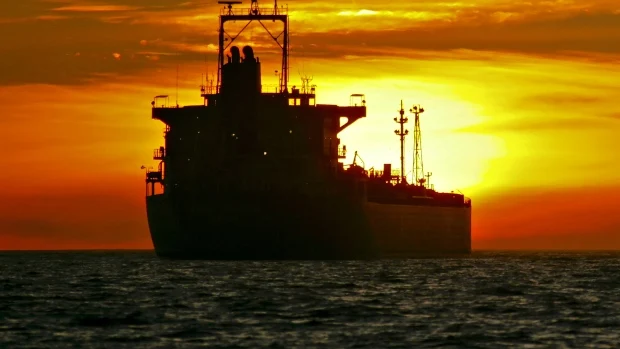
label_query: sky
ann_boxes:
[1,0,619,250]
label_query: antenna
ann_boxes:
[297,43,312,93]
[410,104,426,186]
[175,64,179,107]
[218,1,242,15]
[299,69,313,94]
[205,52,209,88]
[394,100,409,184]
[250,0,259,15]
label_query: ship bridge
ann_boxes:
[145,0,369,197]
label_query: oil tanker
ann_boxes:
[144,0,471,259]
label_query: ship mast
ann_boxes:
[216,0,289,93]
[394,100,409,184]
[410,104,426,187]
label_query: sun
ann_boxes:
[321,78,506,196]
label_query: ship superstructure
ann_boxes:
[144,0,471,259]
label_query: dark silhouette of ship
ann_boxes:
[144,0,471,259]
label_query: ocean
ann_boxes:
[1,251,618,348]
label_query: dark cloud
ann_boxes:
[0,0,203,18]
[0,1,618,86]
[293,12,620,54]
[0,16,211,85]
[0,1,218,85]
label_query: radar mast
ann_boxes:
[394,101,409,184]
[215,0,289,94]
[410,104,427,187]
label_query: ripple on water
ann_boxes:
[0,251,619,348]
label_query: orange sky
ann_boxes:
[1,0,619,250]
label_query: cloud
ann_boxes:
[456,84,620,134]
[459,117,612,133]
[38,14,69,21]
[0,1,619,86]
[337,9,380,16]
[292,12,620,54]
[525,94,604,105]
[52,5,142,12]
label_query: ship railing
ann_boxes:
[145,169,164,196]
[220,6,288,16]
[338,146,347,158]
[261,84,282,93]
[152,95,179,109]
[200,84,217,95]
[153,148,165,160]
[367,169,403,180]
[260,84,316,94]
[369,169,387,179]
[350,94,366,107]
[146,169,163,182]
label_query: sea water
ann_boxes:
[1,251,619,348]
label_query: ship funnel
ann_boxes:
[242,45,255,63]
[221,45,262,97]
[230,46,241,64]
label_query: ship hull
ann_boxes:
[366,202,471,258]
[147,194,471,260]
